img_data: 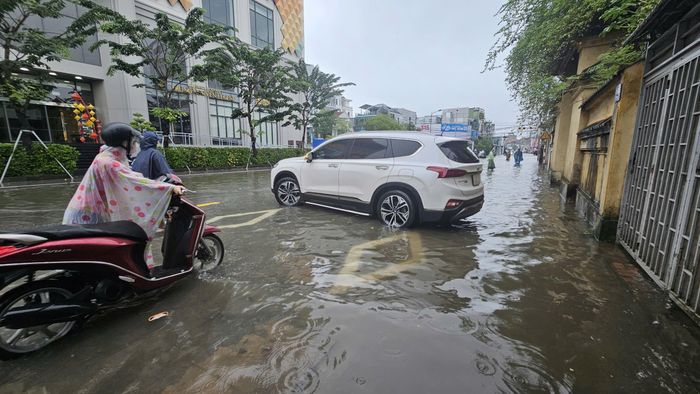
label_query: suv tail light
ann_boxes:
[427,166,468,178]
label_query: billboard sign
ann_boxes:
[440,123,469,132]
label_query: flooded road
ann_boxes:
[1,156,699,393]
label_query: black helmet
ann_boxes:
[101,122,141,147]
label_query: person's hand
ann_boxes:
[172,185,185,196]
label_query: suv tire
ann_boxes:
[274,176,302,206]
[376,190,416,228]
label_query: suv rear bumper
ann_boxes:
[422,195,484,224]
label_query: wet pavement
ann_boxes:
[1,156,699,393]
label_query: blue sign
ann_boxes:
[441,123,469,132]
[471,130,479,139]
[312,138,325,148]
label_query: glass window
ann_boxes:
[253,111,278,146]
[438,141,479,163]
[209,98,241,140]
[146,88,192,135]
[348,138,389,159]
[315,139,353,160]
[38,4,100,65]
[389,139,421,157]
[250,1,274,48]
[202,0,235,30]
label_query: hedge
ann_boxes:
[162,146,306,170]
[0,143,79,177]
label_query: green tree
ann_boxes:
[474,136,493,154]
[484,0,659,127]
[129,112,155,132]
[287,59,354,146]
[0,0,113,132]
[96,7,231,147]
[335,118,352,135]
[206,42,294,156]
[311,111,337,139]
[364,114,404,131]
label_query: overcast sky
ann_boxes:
[303,0,519,128]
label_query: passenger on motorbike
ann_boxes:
[62,122,184,267]
[131,131,180,182]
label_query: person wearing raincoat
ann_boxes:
[487,149,496,170]
[62,123,184,267]
[514,147,524,166]
[131,131,179,182]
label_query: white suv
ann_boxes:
[271,131,484,228]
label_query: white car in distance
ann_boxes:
[271,131,484,228]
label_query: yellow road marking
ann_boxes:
[196,202,221,207]
[207,208,281,229]
[331,231,424,292]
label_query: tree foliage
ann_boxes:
[96,7,231,146]
[311,111,337,139]
[485,0,659,127]
[204,41,295,155]
[287,59,354,145]
[363,114,405,131]
[129,112,155,132]
[0,0,114,120]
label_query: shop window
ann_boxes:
[250,1,274,48]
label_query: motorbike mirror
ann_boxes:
[304,152,313,163]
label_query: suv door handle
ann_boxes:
[375,165,389,170]
[328,163,339,168]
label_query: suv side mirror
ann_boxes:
[304,152,313,162]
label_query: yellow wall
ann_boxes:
[550,92,574,178]
[599,62,644,218]
[562,87,596,184]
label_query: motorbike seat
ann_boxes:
[20,221,148,242]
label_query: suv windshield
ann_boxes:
[438,141,479,164]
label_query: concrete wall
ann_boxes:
[549,92,573,181]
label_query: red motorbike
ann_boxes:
[0,194,223,359]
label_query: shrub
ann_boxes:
[162,146,305,170]
[0,143,79,177]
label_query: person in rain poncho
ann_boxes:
[514,147,524,166]
[131,131,180,182]
[487,149,496,170]
[63,123,184,267]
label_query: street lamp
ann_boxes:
[429,109,441,134]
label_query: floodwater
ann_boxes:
[0,156,699,393]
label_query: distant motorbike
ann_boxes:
[0,193,223,359]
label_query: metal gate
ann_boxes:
[618,23,700,321]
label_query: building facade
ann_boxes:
[354,104,417,131]
[0,0,305,148]
[326,94,353,120]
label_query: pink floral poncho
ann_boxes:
[63,146,175,266]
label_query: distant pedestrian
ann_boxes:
[487,150,496,170]
[514,147,523,166]
[505,149,511,161]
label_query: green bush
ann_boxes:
[162,146,305,170]
[0,143,79,177]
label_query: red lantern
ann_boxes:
[80,136,86,143]
[89,132,97,140]
[71,91,82,101]
[82,113,89,120]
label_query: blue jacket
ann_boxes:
[131,132,172,180]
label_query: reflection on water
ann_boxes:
[1,159,700,393]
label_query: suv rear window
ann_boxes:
[389,139,421,157]
[438,141,479,163]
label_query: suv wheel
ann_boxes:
[274,177,302,206]
[377,190,416,228]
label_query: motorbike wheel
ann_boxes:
[195,234,225,272]
[0,280,79,359]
